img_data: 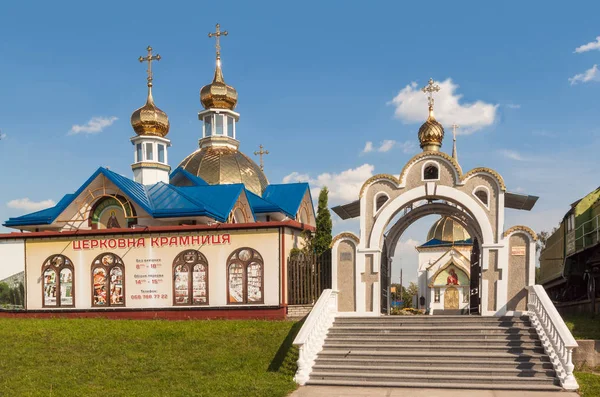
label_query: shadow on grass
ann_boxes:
[268,319,305,376]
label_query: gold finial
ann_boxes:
[451,124,459,161]
[131,45,170,137]
[422,78,441,111]
[208,23,228,60]
[138,46,161,87]
[254,144,269,171]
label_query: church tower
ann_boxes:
[130,46,171,185]
[178,24,268,195]
[418,78,445,152]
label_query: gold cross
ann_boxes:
[208,23,228,59]
[421,78,441,108]
[138,46,161,86]
[254,144,269,171]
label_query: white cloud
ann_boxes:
[397,140,417,154]
[282,172,310,184]
[574,37,600,53]
[283,164,375,204]
[69,116,118,135]
[362,141,374,154]
[389,79,498,134]
[378,140,395,152]
[569,65,600,85]
[498,149,528,161]
[7,198,56,211]
[0,132,6,140]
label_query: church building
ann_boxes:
[416,216,473,314]
[0,25,315,319]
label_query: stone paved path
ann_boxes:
[288,386,578,397]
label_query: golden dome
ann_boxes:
[427,216,470,243]
[131,85,170,137]
[178,146,268,195]
[200,59,238,110]
[418,106,444,151]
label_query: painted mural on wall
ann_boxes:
[90,197,136,229]
[433,264,469,286]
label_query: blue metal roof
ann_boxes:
[169,167,208,187]
[419,238,473,248]
[246,190,289,216]
[4,167,308,228]
[262,183,311,219]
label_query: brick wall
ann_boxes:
[287,304,313,319]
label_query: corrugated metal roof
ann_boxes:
[263,183,309,219]
[169,167,209,187]
[246,190,289,216]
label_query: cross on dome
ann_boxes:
[138,46,161,87]
[208,23,228,60]
[422,78,441,109]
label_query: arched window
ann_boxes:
[375,193,389,213]
[42,254,74,307]
[173,250,209,305]
[91,253,125,307]
[423,164,439,180]
[473,186,490,208]
[227,248,264,304]
[475,190,488,205]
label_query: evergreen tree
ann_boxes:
[313,187,333,255]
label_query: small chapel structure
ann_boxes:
[416,216,473,314]
[0,24,314,319]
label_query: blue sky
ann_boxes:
[1,1,599,283]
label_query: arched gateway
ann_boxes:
[331,79,539,317]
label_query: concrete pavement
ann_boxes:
[288,386,578,397]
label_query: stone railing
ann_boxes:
[527,285,579,390]
[293,289,337,385]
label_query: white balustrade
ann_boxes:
[293,289,337,385]
[527,285,579,390]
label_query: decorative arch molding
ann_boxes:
[331,232,360,248]
[428,260,470,288]
[398,151,462,188]
[88,195,137,229]
[359,174,399,198]
[462,167,506,191]
[230,204,250,224]
[503,225,538,241]
[368,185,495,249]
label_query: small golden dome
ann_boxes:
[178,146,268,195]
[200,59,238,110]
[418,106,444,151]
[427,216,470,243]
[131,86,170,137]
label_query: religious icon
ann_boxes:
[447,268,459,286]
[106,210,121,229]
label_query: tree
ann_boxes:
[401,282,419,308]
[313,187,333,255]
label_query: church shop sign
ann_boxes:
[72,233,232,251]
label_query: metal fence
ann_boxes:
[287,250,332,305]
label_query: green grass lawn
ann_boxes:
[576,371,600,397]
[564,314,600,340]
[0,318,299,397]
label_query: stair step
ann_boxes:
[321,343,546,353]
[314,358,554,369]
[324,337,542,346]
[305,379,562,392]
[308,371,557,385]
[317,350,550,360]
[312,364,556,377]
[327,331,540,340]
[330,326,533,332]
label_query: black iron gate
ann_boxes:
[287,250,332,305]
[470,237,481,314]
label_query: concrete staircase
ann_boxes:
[306,315,562,391]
